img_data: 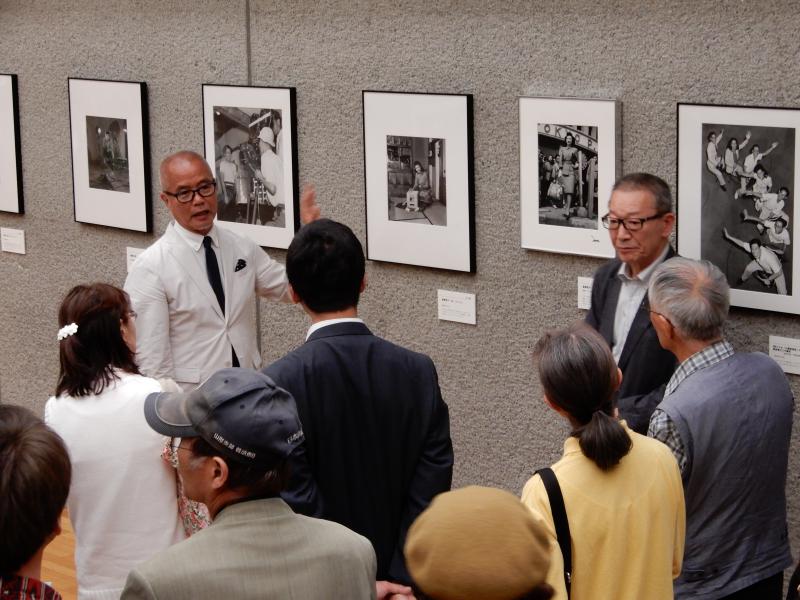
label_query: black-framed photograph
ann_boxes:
[202,84,299,249]
[519,97,620,257]
[363,90,475,272]
[678,103,800,314]
[68,78,151,232]
[0,74,23,214]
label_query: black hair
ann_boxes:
[286,218,365,313]
[0,405,71,576]
[189,436,288,496]
[534,324,631,471]
[749,238,762,247]
[56,283,140,397]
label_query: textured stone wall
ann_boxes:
[2,0,800,557]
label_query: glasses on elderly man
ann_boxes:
[601,213,665,231]
[163,180,217,204]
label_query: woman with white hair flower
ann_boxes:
[45,283,185,600]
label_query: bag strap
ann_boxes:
[536,467,572,598]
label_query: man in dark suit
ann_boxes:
[586,173,677,433]
[263,218,453,587]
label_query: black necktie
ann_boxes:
[203,236,225,314]
[202,236,239,368]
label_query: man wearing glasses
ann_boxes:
[124,150,319,389]
[585,172,678,433]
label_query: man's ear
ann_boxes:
[360,274,367,294]
[210,456,229,491]
[614,367,623,393]
[160,192,170,208]
[288,283,301,305]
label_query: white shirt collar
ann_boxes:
[172,220,220,252]
[616,243,671,283]
[306,318,364,341]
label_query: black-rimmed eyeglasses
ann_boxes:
[601,213,664,231]
[163,181,217,204]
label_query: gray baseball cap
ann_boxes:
[144,368,304,469]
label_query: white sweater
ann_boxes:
[45,372,186,600]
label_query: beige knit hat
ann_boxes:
[405,486,551,600]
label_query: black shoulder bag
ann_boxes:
[536,467,572,598]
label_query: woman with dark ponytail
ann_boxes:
[45,283,185,600]
[521,323,685,600]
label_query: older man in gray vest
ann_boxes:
[646,257,793,600]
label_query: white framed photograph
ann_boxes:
[678,102,800,314]
[202,84,298,250]
[363,90,475,273]
[0,73,23,213]
[519,97,620,258]
[68,78,151,232]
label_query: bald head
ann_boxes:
[160,151,210,190]
[159,150,218,235]
[648,257,729,341]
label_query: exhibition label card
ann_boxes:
[577,277,593,310]
[0,227,25,254]
[126,246,145,272]
[437,289,476,325]
[769,335,800,375]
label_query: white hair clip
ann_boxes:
[57,323,79,341]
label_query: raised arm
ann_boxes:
[763,141,779,158]
[722,227,751,254]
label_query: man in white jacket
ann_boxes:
[125,150,318,388]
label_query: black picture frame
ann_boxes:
[0,73,24,214]
[362,90,476,273]
[202,83,300,249]
[678,101,800,314]
[68,77,151,232]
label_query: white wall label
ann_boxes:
[126,246,145,272]
[769,335,800,375]
[437,289,476,325]
[0,227,25,254]
[577,277,593,310]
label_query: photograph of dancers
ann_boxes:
[700,122,794,296]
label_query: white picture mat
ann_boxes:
[0,75,21,213]
[677,103,800,314]
[519,97,617,258]
[69,79,148,231]
[203,85,296,249]
[364,91,472,272]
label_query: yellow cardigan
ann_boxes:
[521,422,685,600]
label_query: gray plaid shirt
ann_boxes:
[647,339,735,476]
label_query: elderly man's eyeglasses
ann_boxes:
[163,181,216,204]
[601,213,664,231]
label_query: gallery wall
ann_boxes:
[2,0,800,549]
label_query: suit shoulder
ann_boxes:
[592,258,622,280]
[294,513,375,557]
[371,334,436,368]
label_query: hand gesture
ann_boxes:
[299,184,321,224]
[376,581,416,600]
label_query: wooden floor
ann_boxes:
[41,512,77,600]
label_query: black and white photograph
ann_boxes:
[68,78,151,232]
[678,103,800,314]
[203,85,298,249]
[537,124,598,229]
[86,116,129,193]
[386,135,446,226]
[520,97,619,258]
[363,91,474,272]
[0,73,23,214]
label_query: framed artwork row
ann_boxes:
[678,102,800,315]
[0,73,23,214]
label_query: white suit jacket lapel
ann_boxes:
[164,224,225,321]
